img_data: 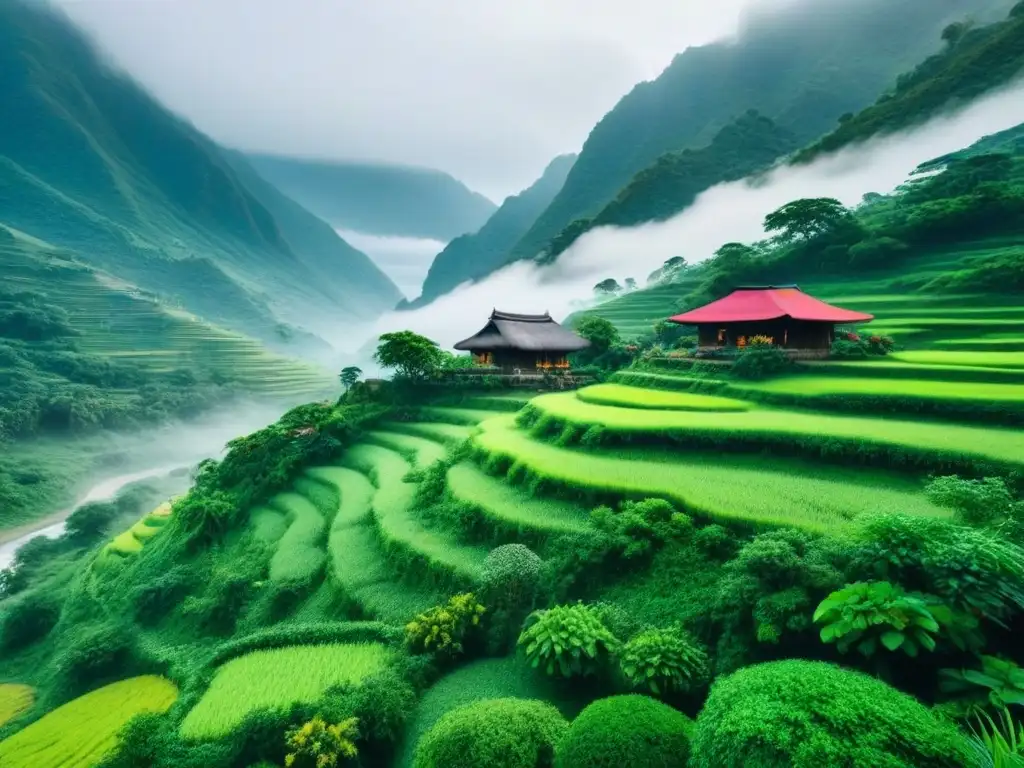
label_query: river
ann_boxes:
[0,400,288,571]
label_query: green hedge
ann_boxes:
[555,695,693,768]
[413,698,568,768]
[690,660,973,768]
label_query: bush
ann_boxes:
[555,695,693,768]
[0,592,61,650]
[413,698,568,768]
[481,545,542,611]
[591,499,692,563]
[405,593,486,657]
[519,603,619,678]
[55,623,136,692]
[619,627,709,695]
[690,660,974,767]
[284,716,359,767]
[730,346,791,379]
[925,475,1015,527]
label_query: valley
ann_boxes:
[2,0,1024,767]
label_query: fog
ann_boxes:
[351,81,1024,352]
[337,229,448,300]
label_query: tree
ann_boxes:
[593,278,622,296]
[373,331,445,379]
[713,243,757,270]
[763,198,851,242]
[1013,0,1024,18]
[624,277,637,291]
[941,21,971,47]
[339,366,362,391]
[647,256,687,285]
[573,316,619,354]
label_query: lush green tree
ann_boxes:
[763,198,851,242]
[339,366,362,391]
[413,698,567,768]
[941,20,971,47]
[555,695,693,768]
[373,331,445,379]
[646,256,686,285]
[593,278,623,296]
[573,316,619,354]
[690,660,975,768]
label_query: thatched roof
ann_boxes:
[454,310,591,352]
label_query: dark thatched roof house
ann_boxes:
[454,309,590,372]
[668,285,874,359]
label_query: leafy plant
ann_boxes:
[619,626,709,695]
[967,707,1024,768]
[942,656,1024,710]
[926,475,1015,527]
[284,716,359,768]
[813,581,942,657]
[518,603,619,678]
[405,593,486,656]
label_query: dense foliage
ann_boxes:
[555,695,693,768]
[690,660,974,767]
[413,698,568,768]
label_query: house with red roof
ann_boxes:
[667,285,873,358]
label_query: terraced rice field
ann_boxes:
[267,492,327,585]
[102,502,172,559]
[577,384,749,412]
[0,676,177,767]
[364,430,448,468]
[892,351,1024,369]
[565,279,702,339]
[0,685,33,727]
[734,376,1024,403]
[471,416,950,533]
[446,462,591,537]
[383,421,474,445]
[180,643,390,740]
[527,393,1024,471]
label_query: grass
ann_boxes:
[0,685,33,727]
[471,416,951,533]
[577,383,749,412]
[396,656,589,767]
[446,462,591,536]
[0,676,177,766]
[737,375,1024,402]
[309,464,442,622]
[249,506,289,543]
[383,421,474,445]
[101,502,173,559]
[364,430,448,469]
[526,393,1024,472]
[267,492,327,586]
[892,350,1024,369]
[344,443,487,585]
[179,643,391,740]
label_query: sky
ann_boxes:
[54,0,762,201]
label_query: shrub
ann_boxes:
[555,695,693,768]
[413,698,567,768]
[619,627,709,695]
[284,716,359,767]
[941,655,1024,710]
[730,346,791,379]
[814,581,944,657]
[481,545,542,611]
[690,660,974,767]
[591,499,692,563]
[518,603,618,678]
[925,475,1015,527]
[405,593,486,657]
[693,524,738,560]
[55,623,136,692]
[0,592,61,650]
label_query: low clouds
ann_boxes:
[55,0,754,199]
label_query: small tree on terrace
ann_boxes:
[593,278,623,296]
[373,331,445,380]
[339,366,362,391]
[763,198,851,243]
[573,316,619,355]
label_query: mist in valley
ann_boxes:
[351,80,1024,353]
[336,228,448,300]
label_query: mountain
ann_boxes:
[796,4,1024,162]
[494,0,1007,271]
[245,154,497,241]
[0,0,400,348]
[541,113,799,261]
[406,154,577,308]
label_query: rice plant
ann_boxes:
[179,643,391,740]
[740,376,1024,402]
[364,430,448,469]
[471,416,951,533]
[383,421,474,445]
[894,351,1024,369]
[527,393,1024,470]
[0,676,177,766]
[268,492,327,586]
[446,462,590,535]
[577,384,750,412]
[0,684,33,727]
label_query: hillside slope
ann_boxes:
[796,4,1024,162]
[246,154,497,241]
[0,0,400,347]
[407,154,577,308]
[499,0,1003,269]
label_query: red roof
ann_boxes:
[668,286,874,325]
